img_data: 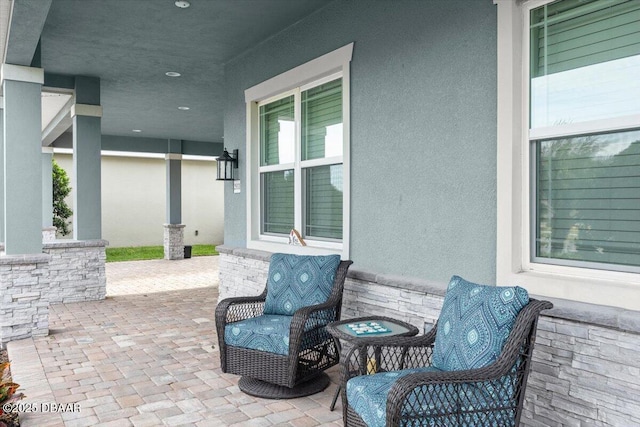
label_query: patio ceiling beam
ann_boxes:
[44,72,75,90]
[102,137,223,157]
[4,0,52,66]
[53,133,224,157]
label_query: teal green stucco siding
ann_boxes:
[223,0,498,284]
[3,79,43,254]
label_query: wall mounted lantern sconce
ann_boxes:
[216,148,239,181]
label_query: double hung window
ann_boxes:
[259,77,344,241]
[245,43,352,256]
[496,0,639,308]
[529,0,640,272]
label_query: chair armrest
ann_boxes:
[215,291,267,327]
[286,299,342,355]
[385,362,517,426]
[292,298,340,325]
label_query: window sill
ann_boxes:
[499,265,640,311]
[247,239,346,259]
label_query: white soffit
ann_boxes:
[42,92,74,146]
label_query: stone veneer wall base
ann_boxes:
[44,240,108,304]
[0,254,51,348]
[216,245,640,427]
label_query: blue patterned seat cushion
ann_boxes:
[224,314,293,355]
[347,367,520,427]
[432,276,529,371]
[263,253,341,316]
[347,367,449,427]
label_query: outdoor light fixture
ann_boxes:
[216,148,238,181]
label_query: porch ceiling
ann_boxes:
[3,0,331,144]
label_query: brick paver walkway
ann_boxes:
[7,256,342,427]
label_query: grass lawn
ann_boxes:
[106,244,218,262]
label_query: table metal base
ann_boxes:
[238,373,330,399]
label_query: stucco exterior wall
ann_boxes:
[53,153,224,247]
[223,0,498,284]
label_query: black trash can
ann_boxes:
[184,245,192,259]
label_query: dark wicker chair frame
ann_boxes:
[341,299,553,427]
[216,260,353,391]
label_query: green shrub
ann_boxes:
[52,159,73,236]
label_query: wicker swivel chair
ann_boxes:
[216,253,352,398]
[341,276,552,427]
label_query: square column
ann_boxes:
[72,107,102,240]
[72,76,102,240]
[1,64,44,255]
[166,153,182,224]
[164,139,184,260]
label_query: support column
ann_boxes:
[72,76,102,240]
[1,64,44,255]
[164,138,184,260]
[61,76,107,303]
[0,65,50,347]
[42,147,56,242]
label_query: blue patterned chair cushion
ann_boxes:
[347,367,448,427]
[224,314,293,356]
[347,367,520,427]
[263,253,341,316]
[432,276,529,371]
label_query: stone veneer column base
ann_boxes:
[0,254,51,349]
[43,240,108,304]
[164,224,185,260]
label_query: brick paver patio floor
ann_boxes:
[7,256,343,427]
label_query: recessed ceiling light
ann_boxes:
[178,106,190,110]
[132,129,142,133]
[165,71,181,77]
[175,1,190,8]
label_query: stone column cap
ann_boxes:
[0,253,51,265]
[163,224,186,229]
[43,239,109,249]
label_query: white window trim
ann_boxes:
[244,43,353,259]
[495,0,640,310]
